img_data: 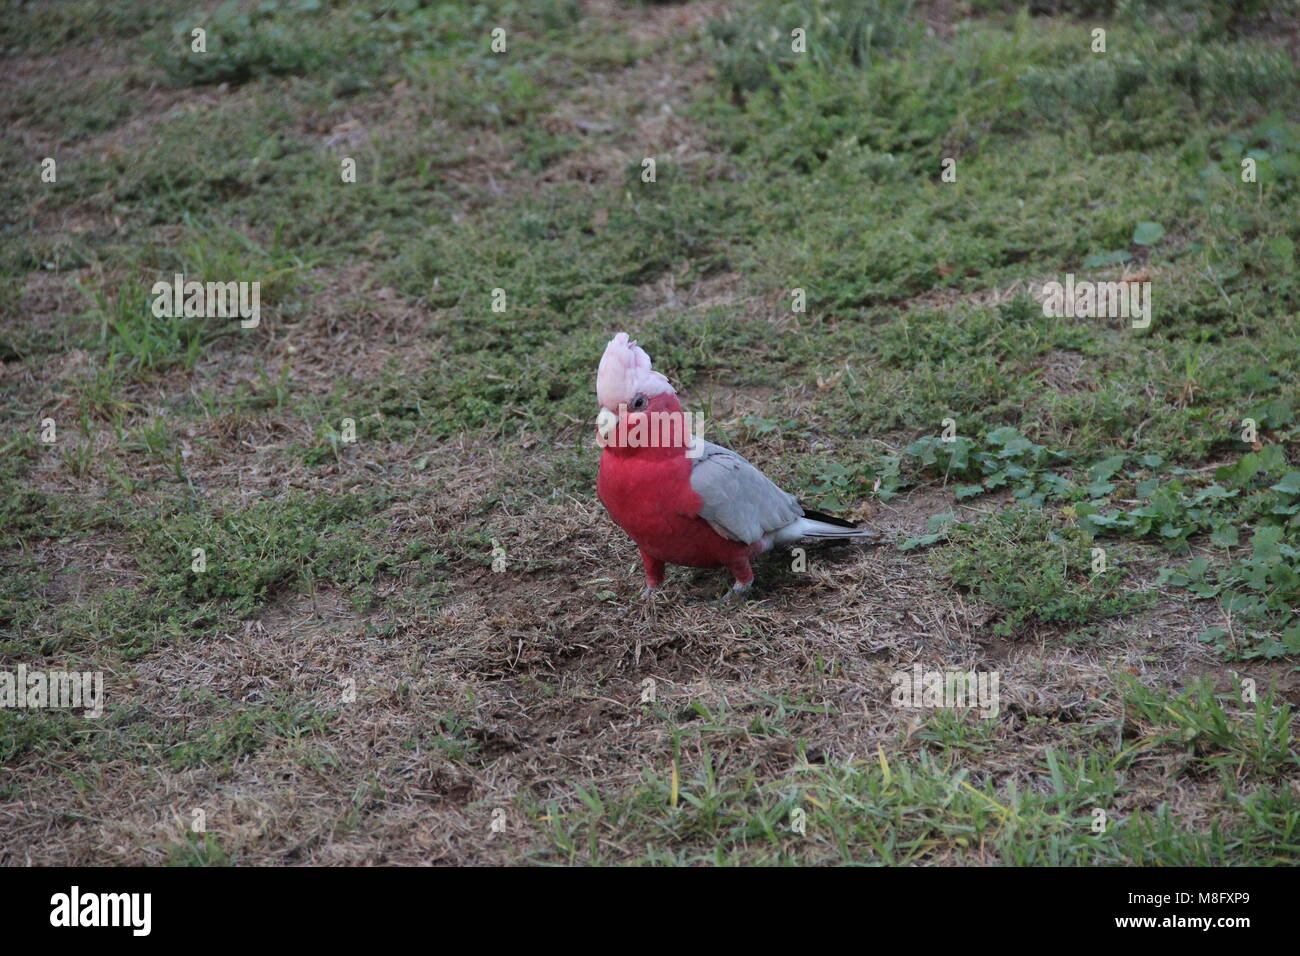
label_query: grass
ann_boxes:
[1,0,1297,865]
[931,507,1157,635]
[534,677,1299,865]
[6,484,440,660]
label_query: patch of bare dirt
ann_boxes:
[1039,348,1089,392]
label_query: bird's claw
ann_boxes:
[717,582,753,605]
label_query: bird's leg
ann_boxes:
[721,558,754,602]
[639,549,665,598]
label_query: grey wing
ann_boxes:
[689,440,803,544]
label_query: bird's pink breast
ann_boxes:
[597,448,754,569]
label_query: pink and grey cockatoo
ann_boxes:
[594,332,874,598]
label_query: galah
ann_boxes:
[594,332,874,598]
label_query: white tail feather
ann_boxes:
[772,517,878,545]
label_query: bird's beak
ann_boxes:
[595,407,618,442]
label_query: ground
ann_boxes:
[1,0,1299,865]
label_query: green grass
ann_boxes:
[0,689,340,813]
[2,478,445,659]
[534,678,1298,864]
[930,507,1157,635]
[165,694,337,770]
[166,831,233,866]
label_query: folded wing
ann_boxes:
[689,440,803,544]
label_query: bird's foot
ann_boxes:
[622,585,663,619]
[717,580,753,604]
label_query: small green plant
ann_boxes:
[166,698,335,770]
[1120,675,1295,777]
[75,278,215,377]
[166,831,232,866]
[904,426,1071,506]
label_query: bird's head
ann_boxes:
[595,333,686,453]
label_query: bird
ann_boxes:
[594,332,875,599]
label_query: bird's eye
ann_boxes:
[631,395,647,411]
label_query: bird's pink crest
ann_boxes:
[596,332,675,409]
